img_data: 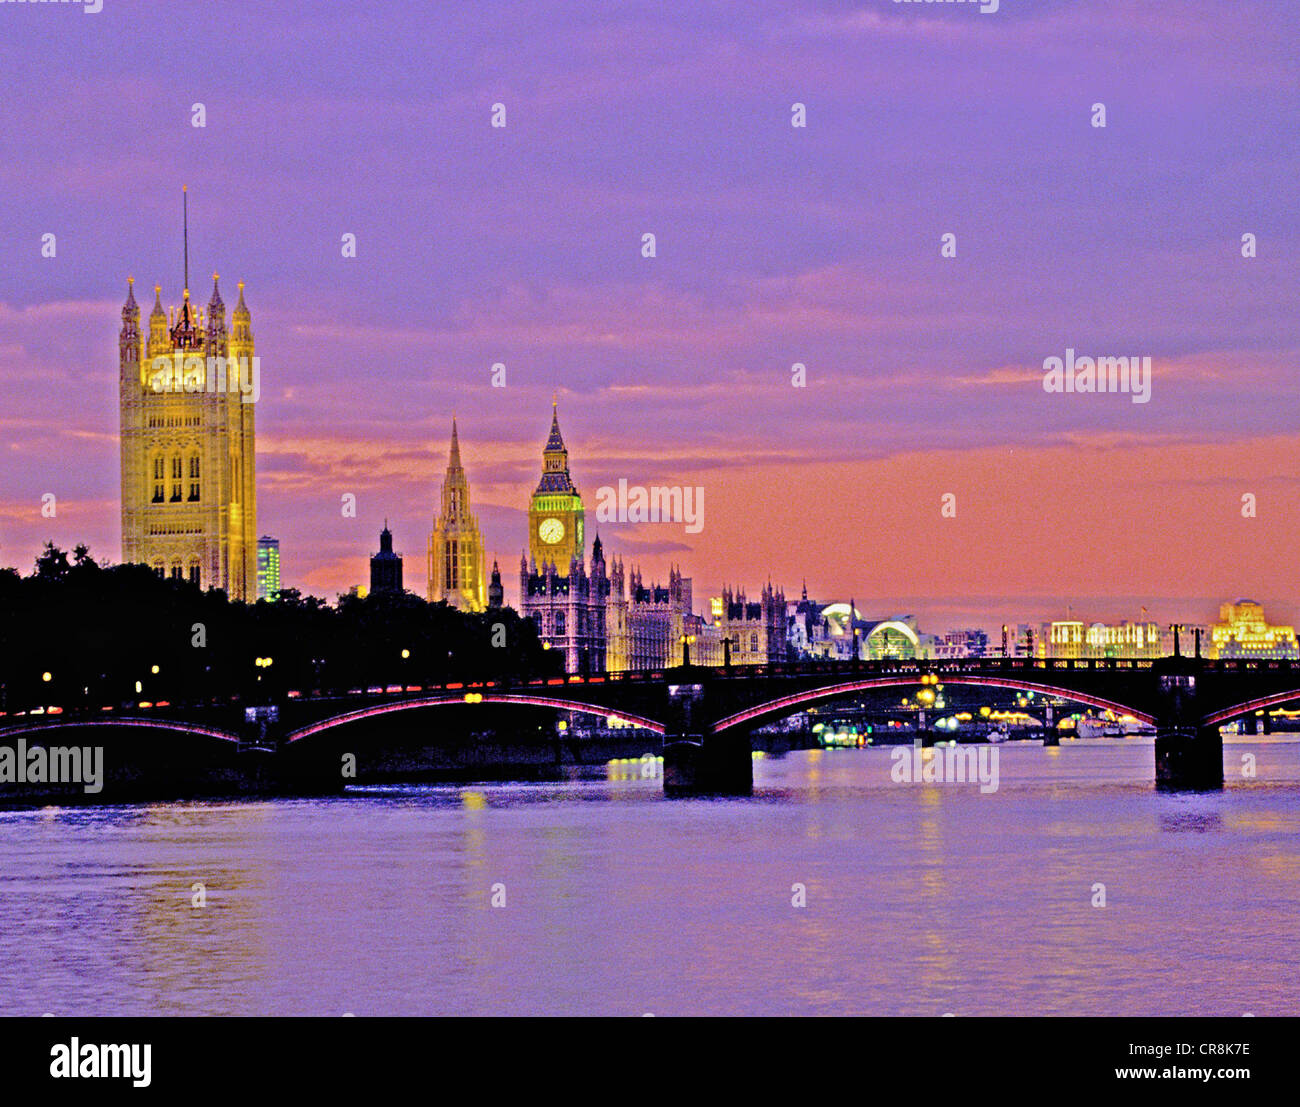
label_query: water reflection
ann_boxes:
[0,739,1295,1016]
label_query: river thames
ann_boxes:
[1,738,1295,1017]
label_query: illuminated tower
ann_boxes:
[118,188,257,599]
[519,401,606,672]
[428,419,486,611]
[528,399,585,569]
[256,536,280,601]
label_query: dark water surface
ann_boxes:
[1,738,1295,1016]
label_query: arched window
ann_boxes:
[170,455,182,502]
[555,610,566,636]
[188,454,201,501]
[188,562,201,586]
[170,564,183,580]
[750,632,758,653]
[152,560,165,578]
[151,456,165,503]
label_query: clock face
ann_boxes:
[538,517,565,544]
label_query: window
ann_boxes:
[152,456,165,503]
[188,564,200,586]
[444,542,459,590]
[153,562,165,579]
[170,564,183,580]
[188,455,201,501]
[170,455,182,502]
[750,633,758,653]
[555,611,566,636]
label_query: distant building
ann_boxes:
[816,602,867,660]
[427,420,486,612]
[369,523,404,595]
[786,585,828,659]
[714,584,787,666]
[1046,619,1165,659]
[862,616,925,660]
[487,560,504,609]
[934,628,990,659]
[256,536,280,601]
[1210,600,1298,659]
[621,565,702,669]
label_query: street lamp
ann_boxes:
[678,633,696,668]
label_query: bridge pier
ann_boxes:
[1154,725,1223,791]
[661,680,752,797]
[1152,667,1222,791]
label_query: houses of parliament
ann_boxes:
[116,203,782,671]
[412,400,787,674]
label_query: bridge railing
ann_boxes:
[15,654,1300,723]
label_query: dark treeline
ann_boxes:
[0,544,562,713]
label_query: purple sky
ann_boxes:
[1,0,1297,630]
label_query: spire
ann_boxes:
[544,397,565,453]
[448,417,461,468]
[535,396,577,495]
[182,185,189,295]
[208,272,224,310]
[233,280,249,318]
[151,284,165,320]
[123,276,137,312]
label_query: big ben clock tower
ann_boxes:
[528,399,585,569]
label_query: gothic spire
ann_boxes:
[448,417,462,469]
[544,396,566,453]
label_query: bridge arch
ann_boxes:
[711,674,1157,733]
[0,717,242,744]
[1200,689,1300,728]
[285,693,666,744]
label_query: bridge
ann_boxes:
[2,655,1297,797]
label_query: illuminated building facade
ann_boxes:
[1047,619,1164,659]
[621,566,710,669]
[786,586,832,659]
[934,628,990,659]
[1210,600,1298,659]
[862,616,923,660]
[256,536,280,601]
[714,584,787,665]
[427,420,486,612]
[119,251,257,599]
